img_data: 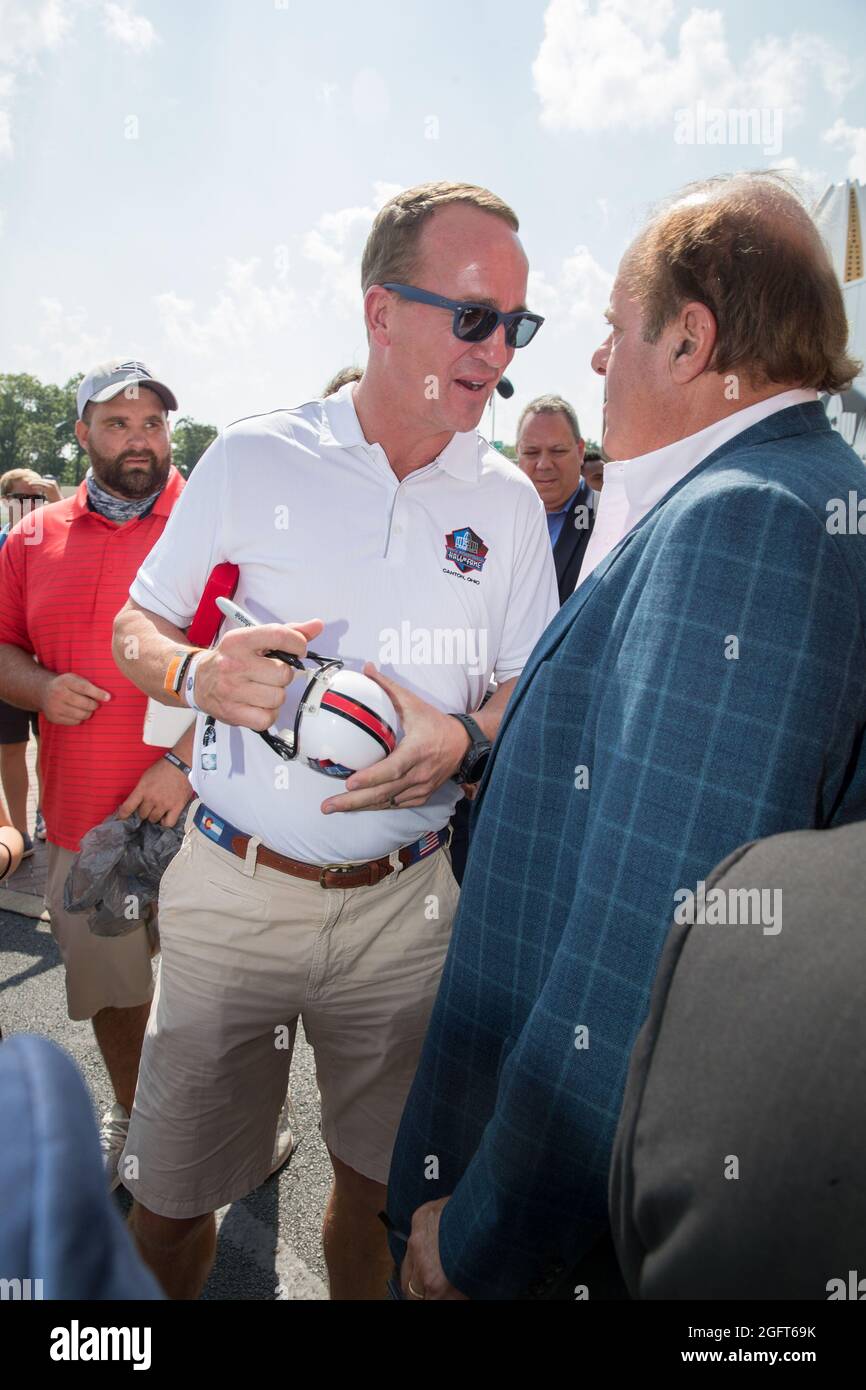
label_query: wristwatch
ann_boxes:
[449,713,492,785]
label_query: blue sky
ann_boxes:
[1,0,865,444]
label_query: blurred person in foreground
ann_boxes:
[0,1034,162,1301]
[610,819,866,1300]
[387,171,866,1299]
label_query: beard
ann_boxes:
[87,443,172,499]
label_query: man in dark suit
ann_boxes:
[386,171,866,1299]
[516,395,595,604]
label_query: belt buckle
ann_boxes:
[318,862,354,889]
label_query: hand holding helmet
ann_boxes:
[209,599,400,780]
[320,663,475,815]
[194,616,324,729]
[279,662,400,779]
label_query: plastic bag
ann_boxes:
[63,810,186,949]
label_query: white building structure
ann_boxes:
[816,179,866,459]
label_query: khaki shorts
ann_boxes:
[121,803,459,1217]
[45,843,156,1022]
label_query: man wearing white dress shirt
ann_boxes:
[111,181,557,1300]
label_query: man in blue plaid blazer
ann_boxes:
[387,173,866,1299]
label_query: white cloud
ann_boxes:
[156,258,297,358]
[529,245,613,328]
[742,32,852,110]
[0,1,152,161]
[774,155,832,204]
[303,181,402,314]
[824,119,866,183]
[154,258,307,421]
[494,244,614,444]
[101,2,157,52]
[0,0,77,157]
[0,0,74,67]
[13,296,113,380]
[0,70,14,158]
[533,0,854,135]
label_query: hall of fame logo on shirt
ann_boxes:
[444,526,489,574]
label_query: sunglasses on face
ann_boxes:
[381,283,544,349]
[4,493,45,506]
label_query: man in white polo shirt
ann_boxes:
[112,180,557,1300]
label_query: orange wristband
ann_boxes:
[164,648,202,701]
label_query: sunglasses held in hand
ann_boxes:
[381,283,544,348]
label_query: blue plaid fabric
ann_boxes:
[387,402,866,1299]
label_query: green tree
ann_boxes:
[0,373,85,485]
[170,416,218,475]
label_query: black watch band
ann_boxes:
[164,750,192,777]
[449,713,492,784]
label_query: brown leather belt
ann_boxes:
[193,800,452,888]
[229,834,450,888]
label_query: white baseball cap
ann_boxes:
[77,358,178,420]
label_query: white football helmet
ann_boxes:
[277,660,400,779]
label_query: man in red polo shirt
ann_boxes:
[0,360,194,1186]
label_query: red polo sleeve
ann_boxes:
[0,527,33,653]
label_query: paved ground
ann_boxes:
[0,740,333,1300]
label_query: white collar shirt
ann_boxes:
[576,389,820,590]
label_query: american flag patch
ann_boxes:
[415,830,441,860]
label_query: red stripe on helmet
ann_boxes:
[321,691,397,752]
